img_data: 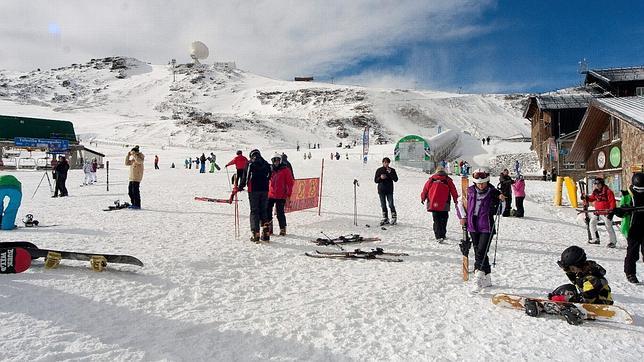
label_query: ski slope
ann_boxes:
[1,143,642,361]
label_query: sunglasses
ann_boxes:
[472,172,488,179]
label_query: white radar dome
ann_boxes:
[190,41,209,60]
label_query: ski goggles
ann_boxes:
[472,171,489,180]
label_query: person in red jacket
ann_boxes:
[267,153,294,236]
[225,150,249,187]
[585,177,617,247]
[420,166,459,242]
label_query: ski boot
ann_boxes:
[379,211,389,226]
[279,228,286,236]
[559,304,583,325]
[524,299,542,317]
[587,239,600,245]
[267,220,274,235]
[250,232,260,243]
[390,212,397,225]
[261,223,271,242]
[626,274,639,284]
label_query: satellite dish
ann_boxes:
[190,41,209,64]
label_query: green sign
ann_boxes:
[609,146,621,168]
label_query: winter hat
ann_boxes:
[236,150,242,155]
[271,153,282,162]
[249,149,261,159]
[132,145,140,152]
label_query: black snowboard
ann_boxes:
[0,242,143,267]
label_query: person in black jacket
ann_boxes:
[374,157,398,225]
[498,168,514,216]
[239,149,272,242]
[52,155,69,197]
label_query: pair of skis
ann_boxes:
[305,248,408,262]
[0,241,143,274]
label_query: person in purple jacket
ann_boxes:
[459,168,506,290]
[512,175,526,217]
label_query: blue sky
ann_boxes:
[0,1,642,94]
[333,1,644,93]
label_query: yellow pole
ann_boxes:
[553,176,564,206]
[564,177,578,208]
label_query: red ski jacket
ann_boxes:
[420,172,459,212]
[587,186,616,215]
[269,165,294,200]
[226,155,249,170]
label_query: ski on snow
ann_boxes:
[311,234,380,246]
[305,248,406,262]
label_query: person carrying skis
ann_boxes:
[459,168,505,290]
[498,168,514,217]
[511,175,526,217]
[225,150,249,187]
[239,149,272,242]
[267,153,294,236]
[583,177,617,247]
[125,145,144,209]
[420,166,459,243]
[523,246,613,324]
[374,157,399,225]
[612,172,644,283]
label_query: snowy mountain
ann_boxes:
[0,57,530,151]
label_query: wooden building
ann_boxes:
[584,66,644,97]
[568,97,644,193]
[523,92,596,179]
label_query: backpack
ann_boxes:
[428,178,450,211]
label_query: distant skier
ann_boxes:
[459,168,505,291]
[453,161,460,176]
[307,152,312,159]
[91,158,98,183]
[239,149,272,242]
[498,169,514,217]
[154,155,159,170]
[486,136,490,145]
[511,175,526,217]
[613,172,644,283]
[267,153,294,236]
[335,152,340,160]
[188,157,192,169]
[514,160,521,177]
[185,158,190,169]
[52,155,69,197]
[481,138,485,145]
[420,166,459,243]
[82,161,93,185]
[583,177,617,247]
[523,246,613,323]
[225,150,249,187]
[209,152,217,173]
[374,157,399,225]
[125,145,144,209]
[199,153,207,173]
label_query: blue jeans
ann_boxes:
[378,193,396,219]
[0,188,22,230]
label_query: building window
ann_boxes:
[563,162,576,170]
[611,116,620,140]
[637,87,644,96]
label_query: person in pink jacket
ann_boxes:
[512,175,526,217]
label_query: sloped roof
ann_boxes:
[523,93,595,119]
[586,66,644,83]
[568,97,644,161]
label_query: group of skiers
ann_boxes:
[231,150,295,242]
[82,158,99,185]
[183,153,219,173]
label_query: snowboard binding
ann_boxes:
[560,305,583,325]
[44,251,62,269]
[22,214,39,227]
[90,255,108,272]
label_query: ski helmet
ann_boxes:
[558,246,587,269]
[271,153,282,163]
[249,149,261,159]
[472,168,490,184]
[549,284,580,302]
[632,172,644,192]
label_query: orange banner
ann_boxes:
[285,177,320,213]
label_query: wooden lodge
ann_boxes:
[584,66,644,97]
[568,97,644,192]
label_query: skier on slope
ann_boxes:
[583,177,617,247]
[524,245,613,321]
[458,168,505,290]
[498,169,514,217]
[267,153,294,236]
[612,172,644,284]
[420,166,459,243]
[374,157,399,226]
[239,149,272,242]
[511,175,526,217]
[225,150,249,187]
[82,161,93,185]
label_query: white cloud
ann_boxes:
[0,0,496,82]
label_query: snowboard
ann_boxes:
[103,201,131,211]
[492,293,633,324]
[0,248,32,274]
[214,162,221,171]
[0,242,144,268]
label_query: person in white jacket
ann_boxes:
[82,161,93,185]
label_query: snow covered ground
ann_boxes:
[1,143,642,361]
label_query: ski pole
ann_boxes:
[484,203,502,268]
[225,166,232,192]
[492,203,502,267]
